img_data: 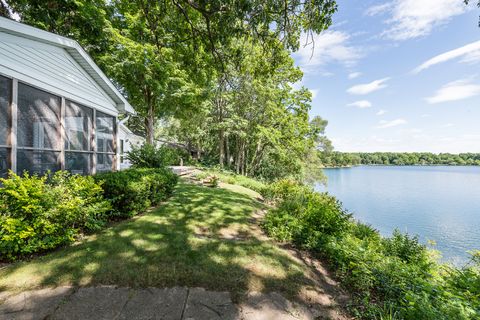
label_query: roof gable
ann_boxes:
[0,16,134,114]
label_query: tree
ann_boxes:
[3,1,338,145]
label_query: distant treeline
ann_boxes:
[319,152,480,167]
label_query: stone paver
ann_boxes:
[0,286,346,320]
[0,287,73,320]
[183,288,238,320]
[118,287,188,320]
[239,291,314,320]
[52,286,130,320]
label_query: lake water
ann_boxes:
[316,166,480,266]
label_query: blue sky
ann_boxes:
[292,0,480,153]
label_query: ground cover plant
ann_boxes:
[263,179,480,319]
[194,169,268,195]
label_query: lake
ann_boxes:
[316,166,480,266]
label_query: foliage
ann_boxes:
[0,168,178,261]
[127,143,188,168]
[0,171,111,261]
[263,180,351,249]
[165,38,332,182]
[93,168,178,218]
[319,152,480,167]
[263,180,480,319]
[3,0,338,146]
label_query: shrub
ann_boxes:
[127,143,190,168]
[262,179,480,319]
[263,180,351,250]
[94,168,178,218]
[0,171,111,261]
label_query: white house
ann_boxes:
[118,122,145,170]
[0,17,134,178]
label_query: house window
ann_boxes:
[65,100,93,175]
[96,111,115,172]
[17,83,61,175]
[0,76,11,178]
[120,139,124,163]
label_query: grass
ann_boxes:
[0,180,317,302]
[195,168,267,194]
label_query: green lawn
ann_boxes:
[0,180,317,301]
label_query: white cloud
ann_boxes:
[348,72,362,79]
[425,79,480,104]
[376,109,387,116]
[376,118,407,129]
[367,0,470,41]
[295,31,362,71]
[347,78,390,95]
[442,123,455,128]
[333,133,480,153]
[320,72,335,77]
[347,100,372,108]
[365,3,393,16]
[414,40,480,73]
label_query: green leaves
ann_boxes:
[262,179,480,319]
[0,171,111,261]
[93,167,178,218]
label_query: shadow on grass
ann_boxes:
[0,181,322,304]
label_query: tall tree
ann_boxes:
[3,0,338,154]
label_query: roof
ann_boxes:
[0,16,134,114]
[119,122,145,140]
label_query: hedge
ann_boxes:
[93,168,178,218]
[0,168,178,261]
[0,171,111,261]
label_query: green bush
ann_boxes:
[94,168,178,218]
[262,179,480,319]
[127,143,190,167]
[0,171,111,261]
[263,179,351,250]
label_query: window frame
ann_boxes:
[64,99,95,175]
[0,73,118,176]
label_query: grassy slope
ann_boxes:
[0,180,316,301]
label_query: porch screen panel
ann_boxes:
[17,83,61,175]
[0,76,11,146]
[0,148,9,178]
[96,111,115,172]
[65,100,93,174]
[17,150,60,174]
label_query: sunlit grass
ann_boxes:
[0,180,315,301]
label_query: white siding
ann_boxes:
[0,32,118,116]
[118,124,144,170]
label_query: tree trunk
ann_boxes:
[219,128,225,168]
[248,140,265,176]
[225,134,230,168]
[235,138,243,174]
[146,114,155,145]
[242,145,246,175]
[145,90,155,145]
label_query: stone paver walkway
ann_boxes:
[0,286,346,320]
